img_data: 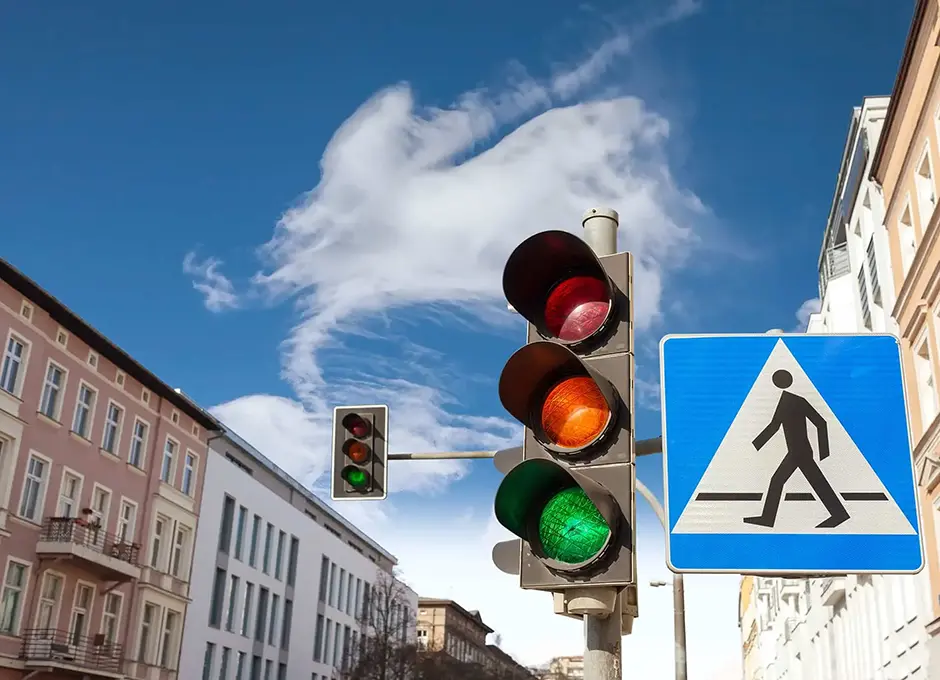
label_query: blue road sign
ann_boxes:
[660,333,923,574]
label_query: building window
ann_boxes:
[857,266,872,330]
[866,237,882,306]
[287,536,299,587]
[160,609,180,668]
[314,614,325,662]
[57,471,82,518]
[203,642,216,680]
[225,574,240,632]
[171,523,190,578]
[90,485,111,535]
[182,452,197,496]
[262,523,274,574]
[39,363,65,420]
[69,582,94,645]
[0,560,28,634]
[219,495,236,554]
[899,202,918,275]
[0,335,26,395]
[275,531,286,580]
[329,563,337,606]
[19,455,48,522]
[915,337,939,430]
[71,383,97,439]
[278,662,287,680]
[219,647,231,680]
[324,620,333,666]
[209,568,226,628]
[265,660,273,680]
[234,506,247,560]
[101,592,122,645]
[128,419,148,468]
[35,571,63,631]
[281,598,293,651]
[268,594,280,647]
[338,568,346,612]
[255,587,269,643]
[916,147,937,229]
[346,572,354,614]
[251,655,262,680]
[151,516,166,569]
[161,439,177,483]
[236,652,246,680]
[117,499,137,543]
[319,557,329,602]
[241,582,254,637]
[249,515,261,567]
[102,402,123,454]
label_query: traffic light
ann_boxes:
[331,405,388,501]
[492,229,636,592]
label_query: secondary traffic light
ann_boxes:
[331,405,388,501]
[492,229,636,591]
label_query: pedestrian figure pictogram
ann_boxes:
[742,369,850,530]
[660,333,923,574]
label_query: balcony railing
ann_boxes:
[21,628,123,674]
[819,242,851,299]
[36,517,140,580]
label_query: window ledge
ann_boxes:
[68,431,92,446]
[36,412,61,428]
[127,464,146,477]
[99,447,121,463]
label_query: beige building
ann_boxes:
[544,655,583,680]
[0,257,221,679]
[416,598,533,679]
[871,0,940,673]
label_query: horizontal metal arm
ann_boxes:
[388,437,663,461]
[387,450,497,461]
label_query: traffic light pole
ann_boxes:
[578,206,625,680]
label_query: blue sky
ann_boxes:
[0,0,917,676]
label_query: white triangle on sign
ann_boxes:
[672,339,915,535]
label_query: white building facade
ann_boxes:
[751,97,934,680]
[179,430,418,680]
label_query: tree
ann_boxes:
[342,569,418,680]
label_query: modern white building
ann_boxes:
[749,97,934,680]
[179,429,418,680]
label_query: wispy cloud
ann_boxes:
[197,0,714,497]
[793,297,821,332]
[182,252,239,312]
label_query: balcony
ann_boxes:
[21,628,123,678]
[820,576,846,607]
[819,242,851,299]
[36,517,141,581]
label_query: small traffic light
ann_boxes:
[331,405,388,501]
[492,229,636,592]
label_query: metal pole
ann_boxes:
[635,479,688,680]
[387,450,497,461]
[582,207,620,257]
[580,206,622,680]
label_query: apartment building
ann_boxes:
[746,96,933,680]
[180,430,418,680]
[416,598,533,679]
[543,655,583,680]
[0,257,221,679]
[870,1,940,674]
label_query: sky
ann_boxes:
[0,1,919,678]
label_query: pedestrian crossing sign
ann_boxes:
[660,333,924,574]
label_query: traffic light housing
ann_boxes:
[492,229,636,591]
[331,405,389,501]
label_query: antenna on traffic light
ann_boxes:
[331,405,389,501]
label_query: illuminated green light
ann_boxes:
[342,466,370,489]
[538,486,610,564]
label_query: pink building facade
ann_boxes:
[0,259,219,680]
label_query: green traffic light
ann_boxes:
[537,486,610,564]
[342,466,370,489]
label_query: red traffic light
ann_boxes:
[503,231,615,346]
[499,342,617,455]
[342,413,371,438]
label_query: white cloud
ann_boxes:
[793,297,821,332]
[182,252,239,312]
